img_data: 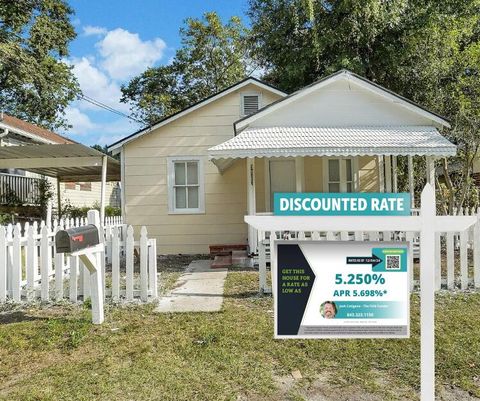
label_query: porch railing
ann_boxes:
[253,208,480,293]
[0,173,41,205]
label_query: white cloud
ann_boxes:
[64,107,96,135]
[83,25,107,37]
[64,27,164,145]
[97,28,166,80]
[70,57,129,112]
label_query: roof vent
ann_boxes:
[242,94,260,116]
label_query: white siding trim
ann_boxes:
[167,156,205,215]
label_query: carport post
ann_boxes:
[56,177,61,219]
[100,155,107,225]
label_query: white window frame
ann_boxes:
[322,157,359,193]
[167,156,205,214]
[240,92,262,116]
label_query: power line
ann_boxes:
[78,94,144,124]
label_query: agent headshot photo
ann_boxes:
[321,301,337,319]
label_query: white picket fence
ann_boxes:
[257,207,480,293]
[0,215,158,304]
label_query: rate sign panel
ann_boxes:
[274,241,409,339]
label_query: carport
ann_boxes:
[0,143,121,224]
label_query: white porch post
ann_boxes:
[247,157,257,253]
[426,156,436,198]
[408,155,415,208]
[378,155,385,193]
[385,155,392,192]
[100,155,108,225]
[295,157,305,192]
[392,156,398,193]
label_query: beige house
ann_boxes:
[0,113,119,210]
[109,70,456,255]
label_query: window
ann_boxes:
[324,158,355,193]
[241,93,261,116]
[168,157,205,214]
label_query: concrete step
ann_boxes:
[231,250,249,265]
[212,254,232,268]
[209,244,247,256]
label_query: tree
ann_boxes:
[0,0,80,130]
[248,0,480,212]
[121,12,250,125]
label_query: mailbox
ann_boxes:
[55,225,100,254]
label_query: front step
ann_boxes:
[211,255,232,268]
[232,250,249,266]
[209,244,248,257]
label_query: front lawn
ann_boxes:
[0,271,479,401]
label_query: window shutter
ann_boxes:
[242,95,259,115]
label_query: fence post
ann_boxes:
[149,239,158,298]
[69,255,79,302]
[111,226,120,301]
[420,184,436,401]
[460,230,468,289]
[446,232,455,290]
[474,212,480,288]
[32,221,39,282]
[12,226,21,301]
[6,224,13,295]
[0,226,5,301]
[26,225,36,300]
[88,210,105,301]
[126,226,134,301]
[140,226,148,302]
[258,239,267,293]
[40,226,50,301]
[54,225,64,301]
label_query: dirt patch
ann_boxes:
[437,386,480,401]
[157,254,209,272]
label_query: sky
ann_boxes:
[62,0,249,146]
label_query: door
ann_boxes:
[269,159,296,210]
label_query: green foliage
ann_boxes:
[61,199,121,219]
[35,177,54,219]
[0,213,12,225]
[121,12,250,124]
[0,0,80,130]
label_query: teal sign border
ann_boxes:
[274,193,411,216]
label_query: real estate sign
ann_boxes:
[274,241,409,339]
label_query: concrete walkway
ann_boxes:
[154,260,227,313]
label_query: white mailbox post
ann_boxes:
[55,210,105,325]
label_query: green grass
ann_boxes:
[0,272,479,400]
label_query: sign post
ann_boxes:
[245,184,477,401]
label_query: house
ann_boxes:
[0,113,120,211]
[108,70,456,255]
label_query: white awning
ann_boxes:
[0,144,120,181]
[208,126,456,170]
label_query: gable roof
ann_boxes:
[107,77,287,153]
[234,69,451,131]
[0,113,74,144]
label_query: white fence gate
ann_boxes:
[0,214,158,304]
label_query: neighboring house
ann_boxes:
[108,71,455,255]
[0,113,120,210]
